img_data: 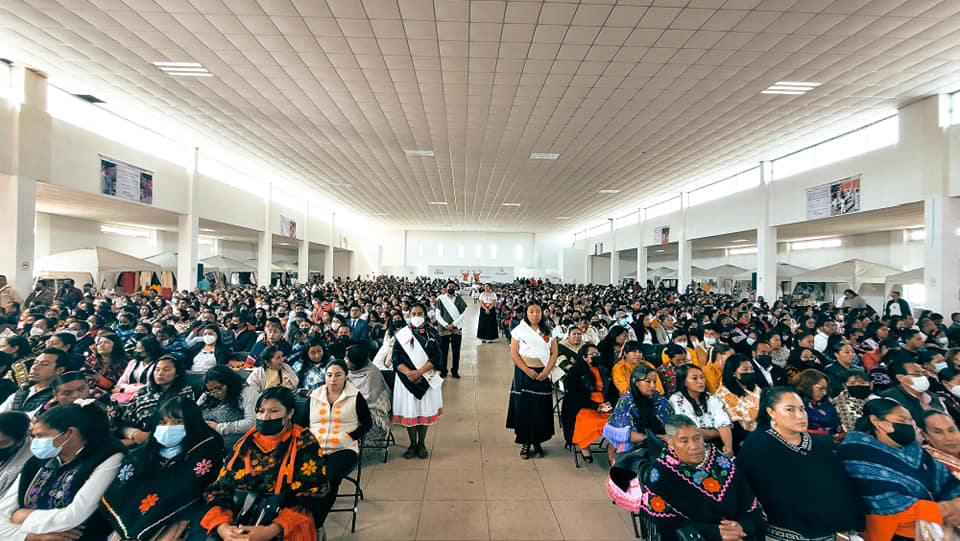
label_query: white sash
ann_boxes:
[438,294,462,325]
[394,326,443,389]
[512,321,551,364]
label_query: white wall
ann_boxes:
[399,230,536,273]
[36,213,177,259]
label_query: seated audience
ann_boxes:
[0,412,31,498]
[1,335,34,386]
[839,398,960,541]
[201,387,329,541]
[668,364,733,455]
[83,333,127,401]
[713,353,761,449]
[0,349,67,417]
[612,341,663,396]
[36,371,92,416]
[935,367,960,425]
[795,368,843,438]
[249,318,292,365]
[100,396,223,541]
[293,338,330,392]
[824,342,859,397]
[111,335,163,403]
[197,365,257,450]
[701,342,733,394]
[118,355,194,447]
[561,345,616,463]
[0,403,125,541]
[188,324,231,372]
[555,326,584,377]
[737,387,862,541]
[309,360,372,528]
[247,345,299,393]
[604,363,671,453]
[344,345,392,445]
[658,344,691,396]
[831,369,876,433]
[921,410,960,479]
[638,414,763,541]
[882,351,946,425]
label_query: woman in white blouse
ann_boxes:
[668,364,734,456]
[477,284,499,343]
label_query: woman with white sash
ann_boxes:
[506,302,559,459]
[391,303,443,459]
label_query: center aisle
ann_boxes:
[327,300,638,541]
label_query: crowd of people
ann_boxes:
[1,272,960,541]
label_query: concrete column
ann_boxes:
[637,247,648,287]
[923,195,960,314]
[609,221,618,285]
[257,184,273,287]
[323,212,335,282]
[678,233,692,292]
[176,148,199,291]
[0,66,49,296]
[400,230,408,267]
[583,252,592,284]
[297,204,309,284]
[756,161,778,301]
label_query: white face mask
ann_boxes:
[202,335,218,345]
[410,316,425,327]
[951,385,960,399]
[29,327,44,337]
[331,322,341,331]
[909,375,930,393]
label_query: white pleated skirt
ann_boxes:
[392,378,443,426]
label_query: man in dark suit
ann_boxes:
[751,339,786,388]
[347,304,369,341]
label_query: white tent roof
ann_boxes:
[200,256,256,274]
[792,259,902,290]
[704,265,748,280]
[732,263,808,281]
[244,259,297,272]
[36,247,160,287]
[885,267,924,285]
[145,252,178,272]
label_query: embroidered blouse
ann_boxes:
[669,392,732,431]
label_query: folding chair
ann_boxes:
[361,429,396,463]
[552,379,565,431]
[573,437,608,468]
[630,511,659,540]
[327,439,365,533]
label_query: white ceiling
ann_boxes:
[6,1,960,232]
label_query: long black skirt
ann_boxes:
[477,308,499,340]
[505,365,554,445]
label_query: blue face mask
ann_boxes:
[704,337,717,346]
[154,425,187,448]
[31,433,66,460]
[746,337,756,346]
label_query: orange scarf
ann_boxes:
[227,425,303,494]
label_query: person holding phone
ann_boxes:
[562,344,618,463]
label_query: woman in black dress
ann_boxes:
[477,284,499,342]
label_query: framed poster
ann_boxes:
[280,215,297,238]
[653,225,670,245]
[806,175,860,219]
[100,155,153,204]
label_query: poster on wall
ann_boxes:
[279,215,297,238]
[100,155,153,204]
[653,225,670,245]
[806,174,861,219]
[593,242,604,255]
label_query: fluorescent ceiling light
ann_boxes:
[556,216,571,220]
[168,72,214,77]
[502,202,522,207]
[792,238,841,250]
[373,212,389,216]
[598,189,621,194]
[529,153,560,160]
[762,81,819,96]
[199,228,216,232]
[776,81,821,87]
[329,183,351,187]
[279,242,291,246]
[153,62,202,67]
[197,237,215,245]
[100,225,151,238]
[731,239,749,243]
[159,67,208,72]
[428,201,447,205]
[907,229,926,241]
[154,61,212,77]
[655,249,665,253]
[729,247,758,255]
[761,90,805,95]
[404,149,434,157]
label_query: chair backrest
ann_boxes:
[185,371,205,397]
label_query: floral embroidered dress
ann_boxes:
[714,385,761,431]
[640,444,764,541]
[99,430,223,540]
[603,390,672,453]
[201,425,329,541]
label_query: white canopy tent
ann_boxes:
[792,258,902,307]
[200,256,257,284]
[145,252,178,290]
[885,268,925,306]
[732,263,810,296]
[35,247,161,291]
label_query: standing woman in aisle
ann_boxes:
[391,304,444,459]
[477,284,499,343]
[506,302,558,459]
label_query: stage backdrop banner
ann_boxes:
[653,225,670,245]
[428,265,515,283]
[279,215,297,238]
[100,155,153,204]
[806,174,861,220]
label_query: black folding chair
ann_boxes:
[327,439,364,532]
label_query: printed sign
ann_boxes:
[280,215,297,238]
[100,155,153,204]
[806,175,861,219]
[428,266,515,283]
[653,225,670,245]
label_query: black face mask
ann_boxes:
[737,372,757,390]
[133,332,147,341]
[847,385,873,400]
[888,422,917,446]
[755,355,773,368]
[447,288,456,294]
[256,417,286,436]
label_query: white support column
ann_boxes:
[584,251,592,284]
[637,247,648,287]
[756,161,778,301]
[257,184,273,287]
[297,204,309,284]
[177,148,199,291]
[608,220,618,285]
[678,232,692,292]
[923,195,960,314]
[324,212,335,282]
[0,175,35,296]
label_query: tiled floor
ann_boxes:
[323,302,639,541]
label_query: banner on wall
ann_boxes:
[100,155,153,204]
[593,242,605,255]
[653,226,670,245]
[806,175,861,219]
[279,215,297,238]
[428,265,515,283]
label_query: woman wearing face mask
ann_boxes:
[309,360,372,529]
[839,398,960,540]
[372,314,404,373]
[562,345,617,463]
[738,388,861,541]
[111,335,163,404]
[189,325,231,372]
[0,412,32,499]
[714,354,762,451]
[201,387,329,541]
[0,402,125,541]
[118,355,195,448]
[247,346,299,394]
[100,396,223,541]
[391,304,444,459]
[83,333,127,401]
[198,366,257,450]
[831,370,876,433]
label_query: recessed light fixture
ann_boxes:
[502,202,522,207]
[731,239,748,243]
[279,242,291,246]
[428,201,447,205]
[404,149,434,157]
[100,225,151,238]
[729,247,758,255]
[761,81,819,95]
[197,237,215,246]
[598,189,621,194]
[153,61,213,77]
[529,153,560,160]
[655,249,665,253]
[199,228,216,232]
[373,212,389,216]
[556,216,571,220]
